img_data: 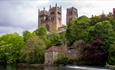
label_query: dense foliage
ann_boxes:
[0,33,25,64]
[66,15,115,66]
[0,15,115,66]
[20,32,46,64]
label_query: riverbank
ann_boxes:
[17,63,57,68]
[105,64,115,70]
[16,63,111,70]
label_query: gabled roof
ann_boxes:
[46,46,63,52]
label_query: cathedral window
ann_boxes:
[58,12,61,15]
[45,17,48,21]
[51,17,55,21]
[51,12,54,14]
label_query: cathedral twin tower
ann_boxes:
[38,4,78,33]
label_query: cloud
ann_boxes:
[0,26,24,35]
[0,0,115,35]
[0,0,49,35]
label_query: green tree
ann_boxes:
[20,34,46,64]
[35,26,47,37]
[34,26,51,48]
[66,16,90,45]
[0,33,25,64]
[23,31,32,42]
[49,33,65,46]
[108,42,115,65]
[90,15,101,25]
[107,16,115,31]
[93,21,115,51]
[66,16,115,66]
[0,40,12,64]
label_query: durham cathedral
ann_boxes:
[38,4,115,65]
[38,4,78,33]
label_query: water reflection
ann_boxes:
[1,65,76,70]
[0,65,110,70]
[6,65,16,70]
[44,66,76,70]
[44,66,58,70]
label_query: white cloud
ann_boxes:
[72,0,115,16]
[0,0,115,35]
[0,0,50,35]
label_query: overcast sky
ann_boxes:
[0,0,115,35]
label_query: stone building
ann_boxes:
[38,8,50,31]
[66,7,78,24]
[44,45,79,65]
[38,5,78,33]
[44,46,67,65]
[113,8,115,18]
[38,4,62,33]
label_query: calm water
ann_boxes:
[0,65,110,70]
[0,66,76,70]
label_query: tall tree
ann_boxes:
[0,33,25,64]
[20,34,46,64]
[66,16,90,45]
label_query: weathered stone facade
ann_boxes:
[44,46,67,65]
[44,45,79,65]
[38,4,62,33]
[66,7,78,24]
[38,6,79,65]
[38,8,50,31]
[38,5,78,33]
[113,8,115,18]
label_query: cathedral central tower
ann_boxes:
[38,4,62,33]
[38,5,78,33]
[49,4,62,32]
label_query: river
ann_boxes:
[0,65,110,70]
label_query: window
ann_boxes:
[58,12,61,15]
[69,11,72,15]
[51,12,54,14]
[51,17,55,21]
[45,17,48,21]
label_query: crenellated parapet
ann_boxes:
[38,4,78,33]
[39,8,49,17]
[38,4,62,33]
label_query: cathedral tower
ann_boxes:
[38,8,50,31]
[66,7,78,24]
[49,4,62,32]
[113,8,115,18]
